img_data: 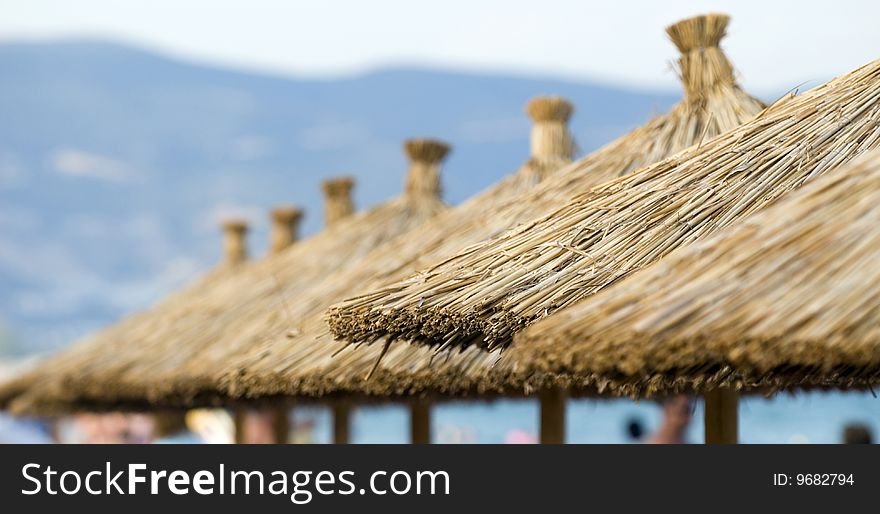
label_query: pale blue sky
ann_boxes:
[1,0,877,94]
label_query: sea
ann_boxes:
[1,391,876,444]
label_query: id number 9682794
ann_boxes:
[772,473,854,486]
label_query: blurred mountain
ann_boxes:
[0,40,680,354]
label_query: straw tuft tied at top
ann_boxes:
[666,13,729,54]
[221,219,249,233]
[270,206,303,224]
[667,13,737,102]
[269,206,303,255]
[221,219,249,266]
[403,138,450,200]
[525,96,574,123]
[321,176,356,227]
[321,176,355,197]
[404,138,451,164]
[524,95,577,164]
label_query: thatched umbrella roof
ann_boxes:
[144,13,769,404]
[3,139,450,413]
[328,54,880,379]
[506,148,880,398]
[0,218,256,410]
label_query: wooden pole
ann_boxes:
[410,398,431,444]
[273,406,291,444]
[539,387,566,444]
[233,408,246,444]
[704,388,738,444]
[333,400,352,444]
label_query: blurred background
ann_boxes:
[1,0,878,443]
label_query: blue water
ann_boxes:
[295,391,879,444]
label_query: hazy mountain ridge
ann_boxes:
[0,40,681,354]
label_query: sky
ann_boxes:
[1,0,877,95]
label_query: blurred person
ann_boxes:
[504,429,538,444]
[290,417,316,444]
[126,413,154,444]
[73,412,130,443]
[187,409,235,444]
[647,395,693,444]
[239,409,286,444]
[843,423,873,444]
[625,416,646,442]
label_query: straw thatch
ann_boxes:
[150,13,769,403]
[507,148,880,397]
[6,14,769,411]
[1,140,449,412]
[329,58,880,362]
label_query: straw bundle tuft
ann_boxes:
[269,206,303,255]
[525,96,574,123]
[270,206,303,223]
[666,13,728,54]
[221,219,249,266]
[403,138,451,164]
[321,176,356,227]
[508,148,880,396]
[404,138,450,200]
[667,14,737,105]
[525,96,576,162]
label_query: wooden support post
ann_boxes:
[273,406,291,444]
[333,400,351,444]
[233,408,246,444]
[410,398,431,444]
[704,388,738,444]
[539,387,566,444]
